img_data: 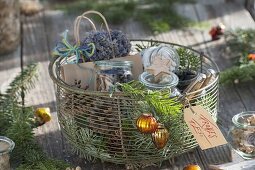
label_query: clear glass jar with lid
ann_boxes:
[0,136,15,170]
[228,111,255,159]
[139,72,181,98]
[95,60,133,91]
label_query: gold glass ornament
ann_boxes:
[136,113,158,134]
[151,124,169,149]
[35,108,51,125]
[183,164,201,170]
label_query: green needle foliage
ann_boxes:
[176,47,201,72]
[220,64,255,85]
[224,29,255,59]
[0,64,69,170]
[119,81,182,124]
[220,29,255,85]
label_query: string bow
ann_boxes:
[53,30,95,63]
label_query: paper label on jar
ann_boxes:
[184,105,227,150]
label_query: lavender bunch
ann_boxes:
[111,30,131,57]
[82,30,131,61]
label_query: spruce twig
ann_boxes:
[221,29,255,85]
[0,63,70,169]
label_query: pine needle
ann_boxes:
[0,63,70,169]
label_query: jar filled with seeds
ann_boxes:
[228,111,255,159]
[95,60,133,91]
[0,136,15,170]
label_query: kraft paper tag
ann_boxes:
[184,105,227,150]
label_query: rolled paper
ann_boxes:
[200,69,216,88]
[183,73,206,94]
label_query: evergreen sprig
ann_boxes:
[0,64,70,169]
[224,29,255,58]
[176,47,200,72]
[119,81,182,123]
[220,64,255,85]
[220,29,255,85]
[0,64,38,135]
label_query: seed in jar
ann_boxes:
[247,115,255,125]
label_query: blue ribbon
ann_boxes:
[53,30,95,64]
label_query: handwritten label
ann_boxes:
[184,105,227,150]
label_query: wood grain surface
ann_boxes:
[0,1,255,169]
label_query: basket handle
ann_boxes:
[74,16,96,63]
[74,10,112,45]
[74,16,96,43]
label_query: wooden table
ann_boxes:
[1,1,255,169]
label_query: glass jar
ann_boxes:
[95,60,133,91]
[228,111,255,159]
[139,72,181,98]
[0,136,15,170]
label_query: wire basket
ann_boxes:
[49,39,219,167]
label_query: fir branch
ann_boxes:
[224,29,255,57]
[0,64,38,135]
[5,63,38,100]
[176,47,200,72]
[0,64,38,134]
[220,63,255,85]
[0,63,70,169]
[119,81,182,123]
[220,29,255,85]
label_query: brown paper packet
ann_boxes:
[110,54,143,80]
[60,54,143,91]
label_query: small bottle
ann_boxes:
[95,60,133,91]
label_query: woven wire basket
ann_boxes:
[49,39,220,167]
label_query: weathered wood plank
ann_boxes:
[0,47,21,93]
[21,12,65,161]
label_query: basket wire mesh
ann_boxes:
[49,40,219,167]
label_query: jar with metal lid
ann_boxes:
[0,136,15,170]
[228,111,255,159]
[95,60,133,91]
[139,72,181,98]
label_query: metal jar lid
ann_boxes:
[0,136,15,155]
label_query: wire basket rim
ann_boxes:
[48,39,220,95]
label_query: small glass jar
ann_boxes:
[95,60,133,91]
[228,111,255,159]
[0,136,15,170]
[139,72,181,98]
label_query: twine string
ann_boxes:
[53,30,95,64]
